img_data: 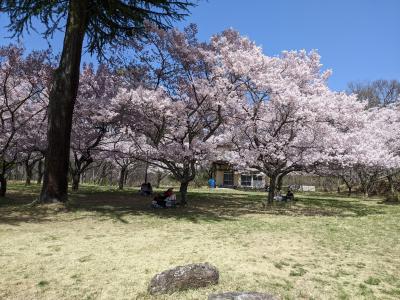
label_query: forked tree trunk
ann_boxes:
[343,181,352,196]
[37,160,44,184]
[118,166,127,190]
[0,174,7,197]
[39,0,89,203]
[179,181,189,206]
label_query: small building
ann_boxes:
[212,161,266,189]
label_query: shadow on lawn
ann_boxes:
[0,185,390,225]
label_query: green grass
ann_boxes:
[1,182,400,299]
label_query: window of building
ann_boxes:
[241,174,252,187]
[252,174,264,188]
[223,172,234,186]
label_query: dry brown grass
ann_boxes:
[1,183,400,299]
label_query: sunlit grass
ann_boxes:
[1,182,400,299]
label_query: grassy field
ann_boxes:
[1,183,400,300]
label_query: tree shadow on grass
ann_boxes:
[0,187,391,225]
[0,194,68,225]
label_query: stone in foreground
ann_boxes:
[208,291,279,300]
[148,262,219,294]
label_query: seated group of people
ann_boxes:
[274,190,295,202]
[151,188,177,208]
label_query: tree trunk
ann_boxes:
[25,161,34,186]
[155,172,164,188]
[72,173,80,191]
[37,160,44,184]
[387,175,398,201]
[39,0,89,203]
[276,174,284,192]
[267,175,277,204]
[179,181,189,206]
[25,170,32,185]
[118,166,127,190]
[144,160,149,184]
[124,169,129,185]
[0,175,7,197]
[343,180,352,196]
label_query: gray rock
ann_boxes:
[148,262,219,294]
[208,291,279,300]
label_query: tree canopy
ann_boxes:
[0,0,196,55]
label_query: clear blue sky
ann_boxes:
[0,0,399,91]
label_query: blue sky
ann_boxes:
[1,0,399,91]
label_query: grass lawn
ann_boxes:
[1,182,400,300]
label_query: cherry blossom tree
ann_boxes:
[209,30,370,203]
[358,105,400,199]
[111,26,244,203]
[69,64,121,191]
[0,45,51,196]
[19,109,48,185]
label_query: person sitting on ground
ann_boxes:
[140,182,150,196]
[274,190,283,201]
[164,188,177,208]
[151,188,175,208]
[140,182,153,196]
[286,189,294,201]
[140,183,147,195]
[163,187,174,198]
[152,194,166,208]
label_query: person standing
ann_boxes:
[208,178,216,189]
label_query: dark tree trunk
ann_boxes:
[37,160,44,184]
[118,166,127,190]
[25,170,32,185]
[72,173,80,191]
[24,161,34,186]
[267,175,277,204]
[124,169,129,185]
[39,0,89,203]
[0,175,7,197]
[179,181,189,206]
[277,174,284,191]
